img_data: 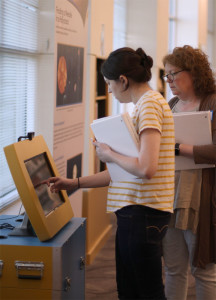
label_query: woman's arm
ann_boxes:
[93,128,161,179]
[42,170,111,193]
[78,170,111,188]
[193,144,216,164]
[176,141,216,164]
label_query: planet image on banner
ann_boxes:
[57,56,67,94]
[56,44,84,107]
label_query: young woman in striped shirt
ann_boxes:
[44,47,175,299]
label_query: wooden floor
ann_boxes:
[85,213,196,300]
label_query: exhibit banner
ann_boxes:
[54,0,88,216]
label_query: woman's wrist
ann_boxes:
[77,177,80,189]
[176,144,194,158]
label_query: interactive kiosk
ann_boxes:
[0,134,85,299]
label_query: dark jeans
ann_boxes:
[115,205,171,300]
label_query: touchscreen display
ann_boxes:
[25,153,64,216]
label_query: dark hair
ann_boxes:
[163,45,216,99]
[101,47,153,83]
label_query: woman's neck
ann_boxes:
[176,97,201,112]
[131,82,151,104]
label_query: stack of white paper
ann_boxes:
[173,110,214,170]
[91,113,139,181]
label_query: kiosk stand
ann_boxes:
[0,215,86,300]
[1,134,85,299]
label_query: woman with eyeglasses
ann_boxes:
[162,45,216,300]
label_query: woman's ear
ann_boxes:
[119,75,129,91]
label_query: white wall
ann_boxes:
[36,0,55,153]
[83,0,114,175]
[207,0,216,71]
[198,0,208,50]
[175,0,199,47]
[87,0,114,56]
[114,0,169,114]
[113,0,127,50]
[156,0,169,69]
[126,0,157,63]
[213,0,216,71]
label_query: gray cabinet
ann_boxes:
[0,216,86,300]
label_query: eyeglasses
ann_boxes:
[163,70,185,83]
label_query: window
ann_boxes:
[168,0,177,52]
[0,0,39,209]
[166,0,177,100]
[113,0,134,115]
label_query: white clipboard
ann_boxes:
[91,113,139,180]
[173,111,214,170]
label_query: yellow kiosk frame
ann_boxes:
[4,134,74,241]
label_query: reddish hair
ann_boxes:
[163,45,216,100]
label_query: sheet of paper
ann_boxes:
[91,113,139,180]
[173,111,214,170]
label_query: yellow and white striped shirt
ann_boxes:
[107,90,175,213]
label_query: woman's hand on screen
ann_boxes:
[41,177,76,193]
